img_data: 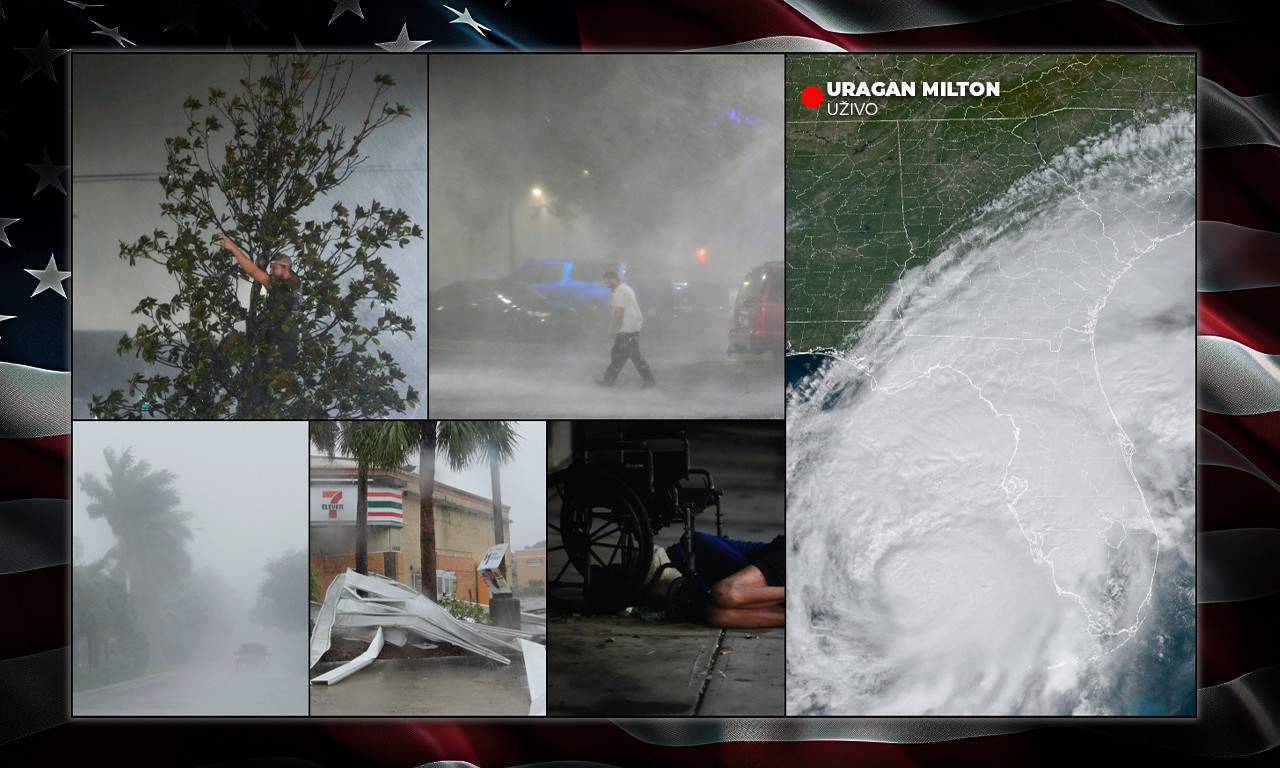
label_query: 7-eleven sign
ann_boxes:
[311,485,402,526]
[322,490,343,518]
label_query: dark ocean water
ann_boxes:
[785,351,831,395]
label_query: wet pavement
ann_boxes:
[545,423,787,716]
[429,338,782,419]
[546,615,783,716]
[309,654,538,716]
[73,656,309,717]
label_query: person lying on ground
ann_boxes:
[665,532,785,628]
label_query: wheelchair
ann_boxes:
[547,422,724,618]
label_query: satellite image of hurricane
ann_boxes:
[784,55,1195,716]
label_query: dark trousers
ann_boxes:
[668,532,786,590]
[603,331,655,385]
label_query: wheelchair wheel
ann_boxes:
[547,467,653,611]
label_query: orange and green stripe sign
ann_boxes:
[367,490,403,522]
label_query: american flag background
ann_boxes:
[1,0,1278,765]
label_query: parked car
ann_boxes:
[507,259,736,340]
[507,260,625,314]
[234,642,270,672]
[429,279,580,343]
[727,261,784,358]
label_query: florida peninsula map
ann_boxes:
[785,54,1196,716]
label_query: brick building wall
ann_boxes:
[399,483,510,606]
[513,548,547,590]
[311,552,402,600]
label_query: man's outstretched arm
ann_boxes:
[220,233,270,288]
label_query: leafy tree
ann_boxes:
[72,558,143,672]
[91,54,422,419]
[251,549,310,631]
[309,566,321,604]
[310,421,413,575]
[78,448,194,664]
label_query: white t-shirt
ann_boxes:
[611,282,643,333]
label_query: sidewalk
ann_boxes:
[310,655,535,716]
[547,613,784,716]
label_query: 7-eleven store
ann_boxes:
[309,455,512,605]
[310,458,408,589]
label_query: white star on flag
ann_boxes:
[26,149,67,196]
[377,23,430,52]
[25,255,71,298]
[445,6,490,37]
[0,218,18,247]
[330,0,363,24]
[91,20,136,47]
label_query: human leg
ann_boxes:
[705,602,785,628]
[601,334,628,383]
[667,531,757,589]
[704,564,785,628]
[623,332,656,385]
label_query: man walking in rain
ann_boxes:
[599,270,656,389]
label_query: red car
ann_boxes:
[727,261,784,358]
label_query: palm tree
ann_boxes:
[340,421,519,601]
[472,421,521,547]
[428,422,520,598]
[417,421,480,600]
[311,421,413,576]
[78,448,194,664]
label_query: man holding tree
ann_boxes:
[220,232,303,367]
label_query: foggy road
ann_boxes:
[73,656,309,716]
[429,339,782,418]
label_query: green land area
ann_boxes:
[785,53,1195,353]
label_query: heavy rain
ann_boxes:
[71,421,309,716]
[428,55,784,417]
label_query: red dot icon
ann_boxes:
[801,86,823,108]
